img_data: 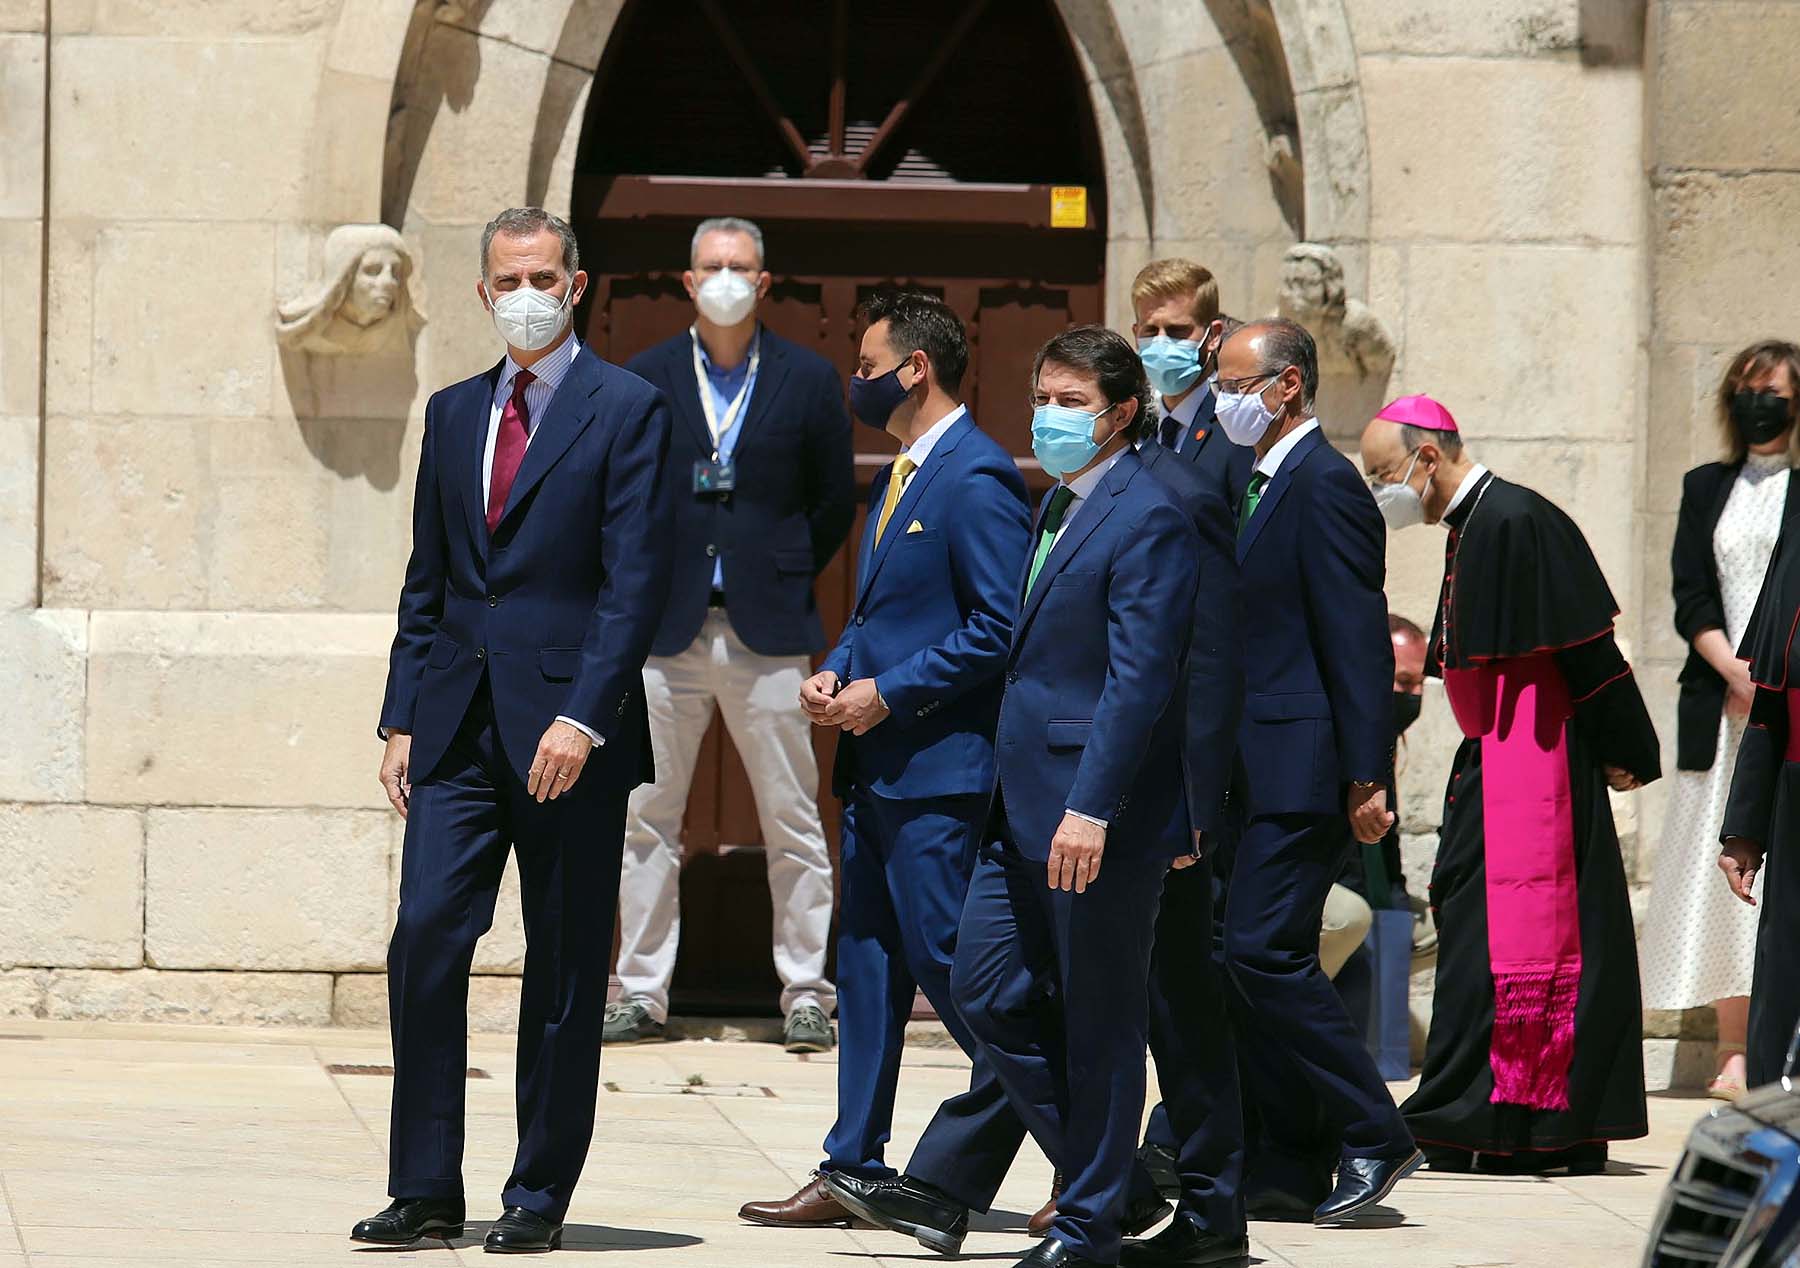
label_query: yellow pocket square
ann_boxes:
[906,520,925,533]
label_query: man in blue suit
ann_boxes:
[353,208,673,1254]
[1117,427,1248,1267]
[1130,258,1253,507]
[1210,319,1421,1228]
[739,291,1033,1232]
[837,326,1200,1268]
[611,217,855,1052]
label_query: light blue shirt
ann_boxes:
[482,331,582,507]
[693,326,762,588]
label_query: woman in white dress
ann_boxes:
[1643,340,1800,1098]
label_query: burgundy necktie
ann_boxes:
[486,369,535,533]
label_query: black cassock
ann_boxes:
[1402,473,1660,1156]
[1723,526,1800,1084]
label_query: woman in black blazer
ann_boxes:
[1642,340,1800,1099]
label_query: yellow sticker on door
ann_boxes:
[1050,186,1088,229]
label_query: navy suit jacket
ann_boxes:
[626,327,855,657]
[1166,384,1255,507]
[378,343,675,795]
[1136,441,1240,838]
[1234,425,1392,818]
[994,449,1200,860]
[822,412,1031,800]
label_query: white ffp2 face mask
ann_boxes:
[1372,451,1427,531]
[696,269,758,326]
[1214,378,1282,447]
[488,283,573,352]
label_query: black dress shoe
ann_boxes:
[484,1206,562,1253]
[350,1197,465,1244]
[1313,1149,1425,1225]
[1121,1189,1174,1238]
[1017,1235,1101,1266]
[1121,1215,1250,1266]
[1138,1141,1181,1198]
[824,1171,968,1255]
[1245,1188,1317,1223]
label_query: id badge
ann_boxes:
[693,458,736,495]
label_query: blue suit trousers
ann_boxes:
[1146,855,1247,1238]
[951,834,1167,1264]
[386,681,625,1222]
[822,791,1025,1209]
[1220,812,1411,1199]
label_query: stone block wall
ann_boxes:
[0,0,1776,1060]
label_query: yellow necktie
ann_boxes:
[874,454,916,543]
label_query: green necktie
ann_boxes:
[1026,486,1077,595]
[1238,471,1270,535]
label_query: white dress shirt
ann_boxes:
[1161,381,1213,453]
[1253,416,1322,481]
[887,404,967,501]
[483,332,601,749]
[1046,445,1129,830]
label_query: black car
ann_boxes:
[1644,1033,1800,1267]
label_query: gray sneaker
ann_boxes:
[784,1004,834,1053]
[602,1000,666,1045]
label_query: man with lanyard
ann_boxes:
[612,216,856,1052]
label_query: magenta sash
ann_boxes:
[1444,655,1581,1111]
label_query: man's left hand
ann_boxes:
[1170,830,1204,870]
[822,678,890,736]
[1604,764,1642,792]
[1347,783,1394,845]
[1048,812,1106,893]
[528,720,593,802]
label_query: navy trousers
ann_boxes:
[1220,812,1411,1198]
[823,791,1026,1209]
[951,832,1167,1264]
[386,682,626,1222]
[1146,855,1246,1239]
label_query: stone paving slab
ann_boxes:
[0,1021,1701,1267]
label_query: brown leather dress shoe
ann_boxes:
[739,1174,854,1228]
[1027,1171,1065,1236]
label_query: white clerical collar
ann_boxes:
[1255,417,1321,479]
[1444,463,1490,517]
[905,404,966,469]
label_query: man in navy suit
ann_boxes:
[1116,428,1248,1266]
[353,208,673,1254]
[611,217,855,1052]
[738,291,1033,1231]
[1130,259,1253,507]
[837,326,1200,1268]
[1211,319,1421,1228]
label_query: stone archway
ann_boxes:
[340,0,1373,361]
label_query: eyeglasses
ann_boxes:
[1216,371,1281,396]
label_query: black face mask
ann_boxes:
[1393,690,1422,738]
[1731,390,1793,447]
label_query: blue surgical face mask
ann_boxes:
[1137,336,1205,398]
[1032,402,1117,480]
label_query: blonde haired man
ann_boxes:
[1129,259,1251,504]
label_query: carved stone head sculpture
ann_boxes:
[1277,243,1347,327]
[277,224,425,356]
